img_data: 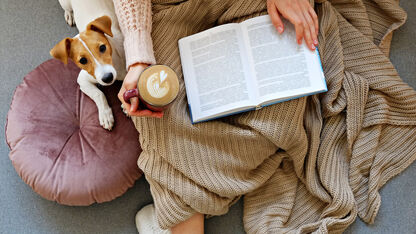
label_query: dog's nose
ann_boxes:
[102,73,114,84]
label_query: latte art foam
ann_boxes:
[138,65,179,108]
[146,71,170,98]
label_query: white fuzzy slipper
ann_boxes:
[135,204,171,234]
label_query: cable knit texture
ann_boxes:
[113,0,156,68]
[124,0,415,233]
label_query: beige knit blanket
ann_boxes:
[132,0,416,232]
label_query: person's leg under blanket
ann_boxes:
[135,0,310,228]
[132,0,416,233]
[134,0,273,227]
[244,0,416,233]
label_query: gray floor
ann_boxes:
[0,0,415,233]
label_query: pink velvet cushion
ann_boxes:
[5,59,142,206]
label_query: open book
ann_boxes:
[178,15,327,124]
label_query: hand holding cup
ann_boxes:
[118,63,164,118]
[121,64,179,117]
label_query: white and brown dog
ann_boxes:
[50,0,126,130]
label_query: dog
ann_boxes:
[50,0,126,130]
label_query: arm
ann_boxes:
[113,0,156,69]
[113,0,162,117]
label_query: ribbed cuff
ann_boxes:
[123,30,156,69]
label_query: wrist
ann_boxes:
[128,63,149,72]
[124,63,149,87]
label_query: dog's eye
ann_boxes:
[99,45,106,53]
[79,57,88,65]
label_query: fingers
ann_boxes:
[118,88,129,112]
[118,86,134,116]
[130,97,139,112]
[152,112,164,118]
[270,0,319,50]
[267,1,284,33]
[288,1,313,50]
[121,102,164,118]
[279,2,304,45]
[129,109,164,118]
[117,86,126,104]
[299,2,316,50]
[289,12,304,45]
[119,84,163,118]
[119,90,163,118]
[118,88,131,113]
[309,6,319,37]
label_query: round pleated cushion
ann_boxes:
[5,59,142,206]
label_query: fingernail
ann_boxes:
[314,39,318,45]
[297,39,302,45]
[277,26,283,34]
[311,44,316,50]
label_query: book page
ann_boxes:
[179,24,256,122]
[241,15,327,105]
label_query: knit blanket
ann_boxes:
[132,0,416,232]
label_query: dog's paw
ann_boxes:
[64,10,75,26]
[98,107,114,131]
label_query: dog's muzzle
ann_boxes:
[102,73,114,84]
[95,64,117,86]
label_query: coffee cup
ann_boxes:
[123,65,179,112]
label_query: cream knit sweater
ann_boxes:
[113,0,156,68]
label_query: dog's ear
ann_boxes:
[87,15,113,37]
[50,37,72,64]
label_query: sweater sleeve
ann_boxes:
[113,0,156,69]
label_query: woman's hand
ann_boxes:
[118,63,164,118]
[267,0,319,51]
